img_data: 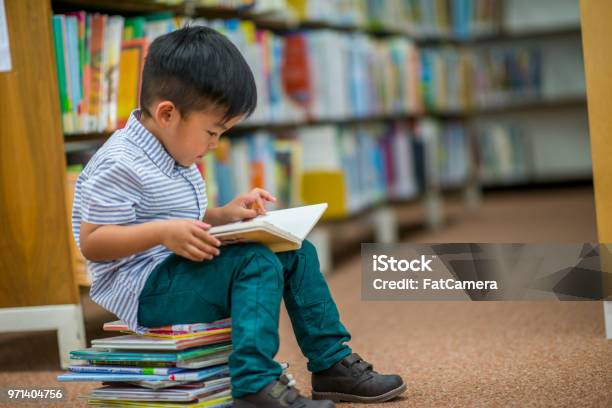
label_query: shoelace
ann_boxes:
[272,374,302,405]
[283,373,297,387]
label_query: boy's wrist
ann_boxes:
[220,204,234,224]
[203,207,227,226]
[150,220,167,246]
[216,206,231,225]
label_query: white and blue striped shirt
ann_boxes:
[72,110,207,334]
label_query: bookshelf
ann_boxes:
[579,0,612,338]
[0,0,85,369]
[0,0,77,310]
[45,0,590,284]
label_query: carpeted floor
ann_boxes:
[1,186,610,407]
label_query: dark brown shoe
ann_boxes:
[311,353,406,403]
[234,374,335,408]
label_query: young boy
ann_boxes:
[72,26,406,407]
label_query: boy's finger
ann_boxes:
[240,207,258,219]
[245,191,266,213]
[193,220,211,230]
[255,197,266,214]
[192,226,221,246]
[258,189,277,202]
[186,244,209,261]
[191,238,220,256]
[184,245,208,262]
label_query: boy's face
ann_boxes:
[147,101,242,167]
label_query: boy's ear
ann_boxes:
[154,101,178,128]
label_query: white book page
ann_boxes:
[209,203,328,241]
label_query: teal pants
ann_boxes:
[137,240,352,397]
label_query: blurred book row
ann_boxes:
[67,118,576,220]
[52,10,579,134]
[148,0,501,38]
[67,120,468,217]
[476,120,592,186]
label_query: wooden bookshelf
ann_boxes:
[0,0,78,307]
[579,0,612,337]
[0,0,86,367]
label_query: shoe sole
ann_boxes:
[311,382,407,403]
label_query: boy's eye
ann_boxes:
[207,131,218,138]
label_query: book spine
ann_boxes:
[69,365,177,375]
[52,16,69,133]
[168,366,229,381]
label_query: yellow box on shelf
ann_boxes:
[300,171,347,220]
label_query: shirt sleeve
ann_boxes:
[79,159,142,225]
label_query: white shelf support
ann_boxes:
[0,304,86,369]
[424,190,445,231]
[604,301,612,339]
[464,182,482,213]
[371,206,398,244]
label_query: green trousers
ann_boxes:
[137,240,352,397]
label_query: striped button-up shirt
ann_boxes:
[72,110,207,334]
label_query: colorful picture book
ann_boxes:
[88,352,231,370]
[71,344,232,364]
[58,365,229,382]
[91,333,231,350]
[85,378,230,402]
[69,365,186,375]
[86,393,232,408]
[103,318,231,335]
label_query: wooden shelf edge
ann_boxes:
[76,269,92,287]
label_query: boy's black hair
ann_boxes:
[140,25,257,122]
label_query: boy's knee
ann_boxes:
[299,239,319,260]
[242,243,278,262]
[239,243,283,280]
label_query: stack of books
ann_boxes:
[57,319,234,407]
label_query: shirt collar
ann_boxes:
[124,110,177,176]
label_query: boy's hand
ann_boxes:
[161,219,221,262]
[222,188,277,223]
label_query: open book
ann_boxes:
[208,203,328,252]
